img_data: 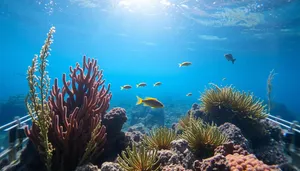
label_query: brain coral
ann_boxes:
[226,154,280,171]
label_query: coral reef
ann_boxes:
[143,127,177,150]
[100,162,122,171]
[170,139,195,169]
[193,154,229,171]
[226,154,280,171]
[214,142,249,156]
[99,107,127,163]
[75,163,99,171]
[253,139,288,165]
[218,123,251,151]
[162,164,192,171]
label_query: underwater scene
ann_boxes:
[0,0,300,170]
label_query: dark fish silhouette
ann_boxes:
[224,54,236,64]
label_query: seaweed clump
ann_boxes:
[180,117,228,158]
[117,144,160,171]
[25,27,111,171]
[143,127,177,150]
[24,26,55,171]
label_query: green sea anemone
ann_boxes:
[143,127,177,150]
[117,144,160,171]
[180,117,228,158]
[200,83,267,124]
[178,113,203,131]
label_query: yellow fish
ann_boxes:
[121,85,132,90]
[153,82,162,86]
[179,61,192,67]
[136,82,147,88]
[186,93,192,96]
[136,96,164,108]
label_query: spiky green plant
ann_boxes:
[200,83,267,122]
[143,127,177,150]
[117,144,160,171]
[180,117,228,158]
[178,113,203,131]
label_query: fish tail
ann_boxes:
[232,59,236,64]
[178,63,182,67]
[120,86,124,90]
[136,84,139,88]
[136,96,143,105]
[153,84,156,87]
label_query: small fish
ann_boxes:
[136,82,147,88]
[121,85,132,90]
[179,61,192,67]
[224,54,236,64]
[153,82,162,87]
[186,93,192,96]
[222,77,227,81]
[136,96,164,108]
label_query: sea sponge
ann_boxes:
[226,154,280,171]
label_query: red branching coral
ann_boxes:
[26,56,111,171]
[226,154,280,171]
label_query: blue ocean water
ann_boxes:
[0,0,299,124]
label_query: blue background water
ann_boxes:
[0,0,299,121]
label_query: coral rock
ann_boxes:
[158,150,179,166]
[253,139,288,165]
[75,163,99,171]
[127,123,147,134]
[170,139,195,169]
[193,154,229,171]
[171,139,189,154]
[214,142,249,156]
[162,164,192,171]
[218,122,251,151]
[102,107,127,135]
[100,162,122,171]
[226,154,281,171]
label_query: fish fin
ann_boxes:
[120,86,124,90]
[143,103,149,106]
[145,97,157,100]
[178,63,182,67]
[136,96,143,105]
[232,59,236,64]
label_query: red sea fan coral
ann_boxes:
[26,56,111,171]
